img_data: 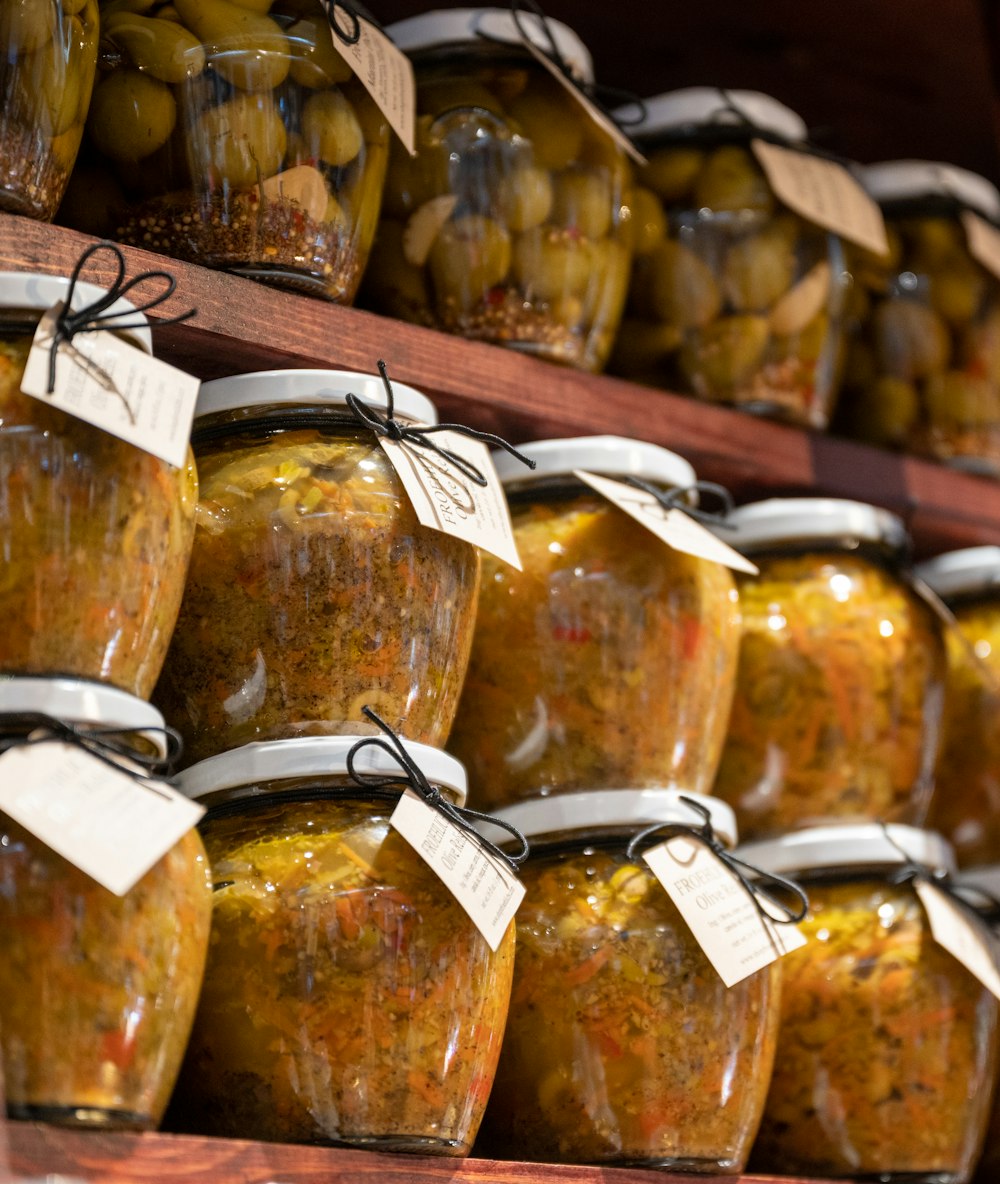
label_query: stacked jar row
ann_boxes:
[5,6,1000,473]
[4,257,1000,1180]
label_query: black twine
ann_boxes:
[880,822,1000,921]
[346,706,529,872]
[625,795,809,926]
[345,359,535,488]
[47,241,196,402]
[2,712,184,780]
[621,476,735,525]
[321,0,378,45]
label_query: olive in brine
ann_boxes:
[694,146,774,217]
[0,1,58,54]
[301,91,363,167]
[429,215,512,306]
[87,68,177,161]
[193,92,287,188]
[172,0,289,91]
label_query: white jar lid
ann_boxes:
[0,676,169,759]
[625,87,807,146]
[195,369,438,426]
[477,789,737,849]
[715,497,908,553]
[176,735,468,808]
[915,546,1000,601]
[738,824,955,878]
[492,434,696,489]
[387,8,594,84]
[0,271,152,354]
[860,160,1000,223]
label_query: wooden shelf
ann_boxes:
[4,213,1000,557]
[4,1124,822,1184]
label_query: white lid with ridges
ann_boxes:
[739,824,955,878]
[716,497,908,553]
[915,546,1000,601]
[176,736,468,808]
[195,369,438,426]
[0,271,153,354]
[492,434,696,489]
[860,160,1000,223]
[626,87,807,146]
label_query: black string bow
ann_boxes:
[345,359,535,488]
[321,0,384,44]
[880,822,1000,924]
[621,476,735,526]
[45,241,196,399]
[346,706,529,872]
[1,712,184,780]
[625,795,809,926]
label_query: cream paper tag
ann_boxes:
[20,306,199,469]
[390,789,525,951]
[962,211,1000,283]
[0,741,204,897]
[574,470,758,574]
[521,40,645,166]
[914,880,1000,1000]
[751,138,889,256]
[644,836,806,988]
[321,7,415,155]
[379,432,522,568]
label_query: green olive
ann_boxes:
[873,298,950,380]
[172,0,289,91]
[103,11,205,82]
[512,228,593,301]
[360,219,431,319]
[647,239,721,329]
[624,187,667,255]
[228,0,274,11]
[0,1,57,54]
[507,76,582,171]
[62,0,89,13]
[723,224,796,310]
[429,214,512,307]
[852,376,919,446]
[380,116,449,219]
[924,370,997,428]
[87,68,177,161]
[288,15,353,88]
[642,147,704,203]
[694,146,774,216]
[929,263,987,327]
[772,310,830,364]
[495,164,553,233]
[550,167,613,239]
[680,314,770,394]
[907,216,964,269]
[300,90,363,167]
[193,91,286,187]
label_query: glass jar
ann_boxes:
[169,735,515,1152]
[609,87,847,428]
[0,678,213,1129]
[839,161,1000,474]
[84,0,389,302]
[916,546,1000,869]
[746,825,999,1183]
[712,498,946,838]
[0,271,198,698]
[447,435,742,809]
[361,9,632,372]
[475,789,779,1171]
[0,0,99,221]
[153,369,480,764]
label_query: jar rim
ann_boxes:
[477,788,737,849]
[387,8,594,84]
[713,496,908,554]
[195,369,438,426]
[915,545,1000,601]
[494,434,696,490]
[0,676,168,758]
[0,271,153,355]
[623,86,807,145]
[738,823,955,878]
[860,160,1000,223]
[176,736,468,807]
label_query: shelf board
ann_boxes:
[4,213,1000,555]
[4,1123,823,1184]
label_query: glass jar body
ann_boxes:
[0,0,99,221]
[927,596,1000,868]
[154,410,480,763]
[478,842,779,1170]
[362,42,633,372]
[753,876,999,1182]
[447,487,741,808]
[610,133,846,428]
[840,200,1000,474]
[713,546,945,838]
[85,0,389,302]
[0,817,212,1128]
[0,321,198,697]
[170,788,515,1152]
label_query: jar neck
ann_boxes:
[743,536,908,571]
[0,309,43,338]
[881,194,978,223]
[198,779,408,821]
[192,405,396,448]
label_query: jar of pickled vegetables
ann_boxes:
[153,369,480,764]
[0,1,98,221]
[170,734,515,1151]
[713,497,945,838]
[0,676,213,1129]
[447,435,742,809]
[475,789,779,1170]
[0,270,198,698]
[744,824,999,1182]
[839,161,1000,473]
[916,546,1000,868]
[84,0,389,301]
[361,9,632,372]
[609,87,847,427]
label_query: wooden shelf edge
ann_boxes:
[4,1123,825,1184]
[4,213,1000,553]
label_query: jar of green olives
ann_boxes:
[82,0,389,301]
[0,0,99,221]
[609,88,847,428]
[361,9,633,373]
[840,161,1000,474]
